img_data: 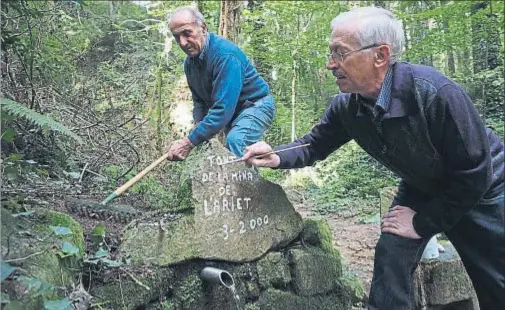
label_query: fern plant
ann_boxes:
[0,98,82,144]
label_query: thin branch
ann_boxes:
[120,268,150,291]
[119,274,126,310]
[4,250,46,263]
[119,18,162,25]
[78,163,89,183]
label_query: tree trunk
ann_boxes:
[108,1,114,18]
[218,0,242,43]
[248,0,271,84]
[291,56,297,142]
[440,1,455,75]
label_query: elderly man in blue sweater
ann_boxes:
[167,6,275,159]
[243,6,504,310]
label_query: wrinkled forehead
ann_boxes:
[329,24,360,50]
[169,11,196,32]
[170,24,195,35]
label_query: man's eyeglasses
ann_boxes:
[327,43,383,63]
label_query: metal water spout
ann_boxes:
[200,267,235,289]
[200,267,242,310]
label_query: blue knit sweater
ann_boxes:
[184,33,270,146]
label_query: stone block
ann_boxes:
[256,288,351,310]
[289,248,342,296]
[414,244,479,310]
[257,252,291,289]
[120,139,304,265]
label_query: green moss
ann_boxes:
[1,209,78,305]
[301,219,341,259]
[340,272,365,304]
[257,288,351,310]
[174,273,203,308]
[160,300,175,310]
[121,214,201,266]
[35,210,85,254]
[90,267,174,310]
[257,252,291,289]
[244,304,261,310]
[289,248,342,296]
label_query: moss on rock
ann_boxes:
[300,219,341,259]
[120,214,200,265]
[340,272,365,305]
[90,267,174,310]
[288,248,342,296]
[257,288,351,310]
[34,209,85,254]
[171,273,204,309]
[1,208,80,307]
[257,252,291,289]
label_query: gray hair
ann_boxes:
[170,6,205,26]
[330,7,404,64]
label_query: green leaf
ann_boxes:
[16,276,55,296]
[0,98,82,144]
[44,298,71,310]
[4,166,19,181]
[60,241,79,255]
[91,224,106,236]
[83,258,99,265]
[50,226,72,236]
[7,153,23,161]
[94,247,108,258]
[1,263,16,281]
[1,128,15,142]
[101,258,123,267]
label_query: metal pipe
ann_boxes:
[200,267,235,289]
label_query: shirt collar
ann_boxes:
[376,66,393,112]
[356,66,392,118]
[356,62,417,119]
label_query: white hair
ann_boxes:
[170,6,205,26]
[330,7,404,64]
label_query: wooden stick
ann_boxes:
[101,152,173,205]
[218,143,310,166]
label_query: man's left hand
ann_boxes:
[168,137,194,161]
[381,205,422,239]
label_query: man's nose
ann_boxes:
[326,56,338,70]
[179,36,188,47]
[326,58,338,70]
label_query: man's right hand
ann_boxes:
[242,141,281,168]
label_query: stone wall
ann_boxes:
[90,219,354,310]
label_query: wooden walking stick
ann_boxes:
[100,152,173,205]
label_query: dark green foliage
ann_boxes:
[1,98,82,143]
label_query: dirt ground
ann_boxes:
[287,189,380,302]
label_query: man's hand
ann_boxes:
[241,141,280,168]
[381,205,422,239]
[168,137,194,161]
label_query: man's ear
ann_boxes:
[375,45,391,68]
[201,22,207,33]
